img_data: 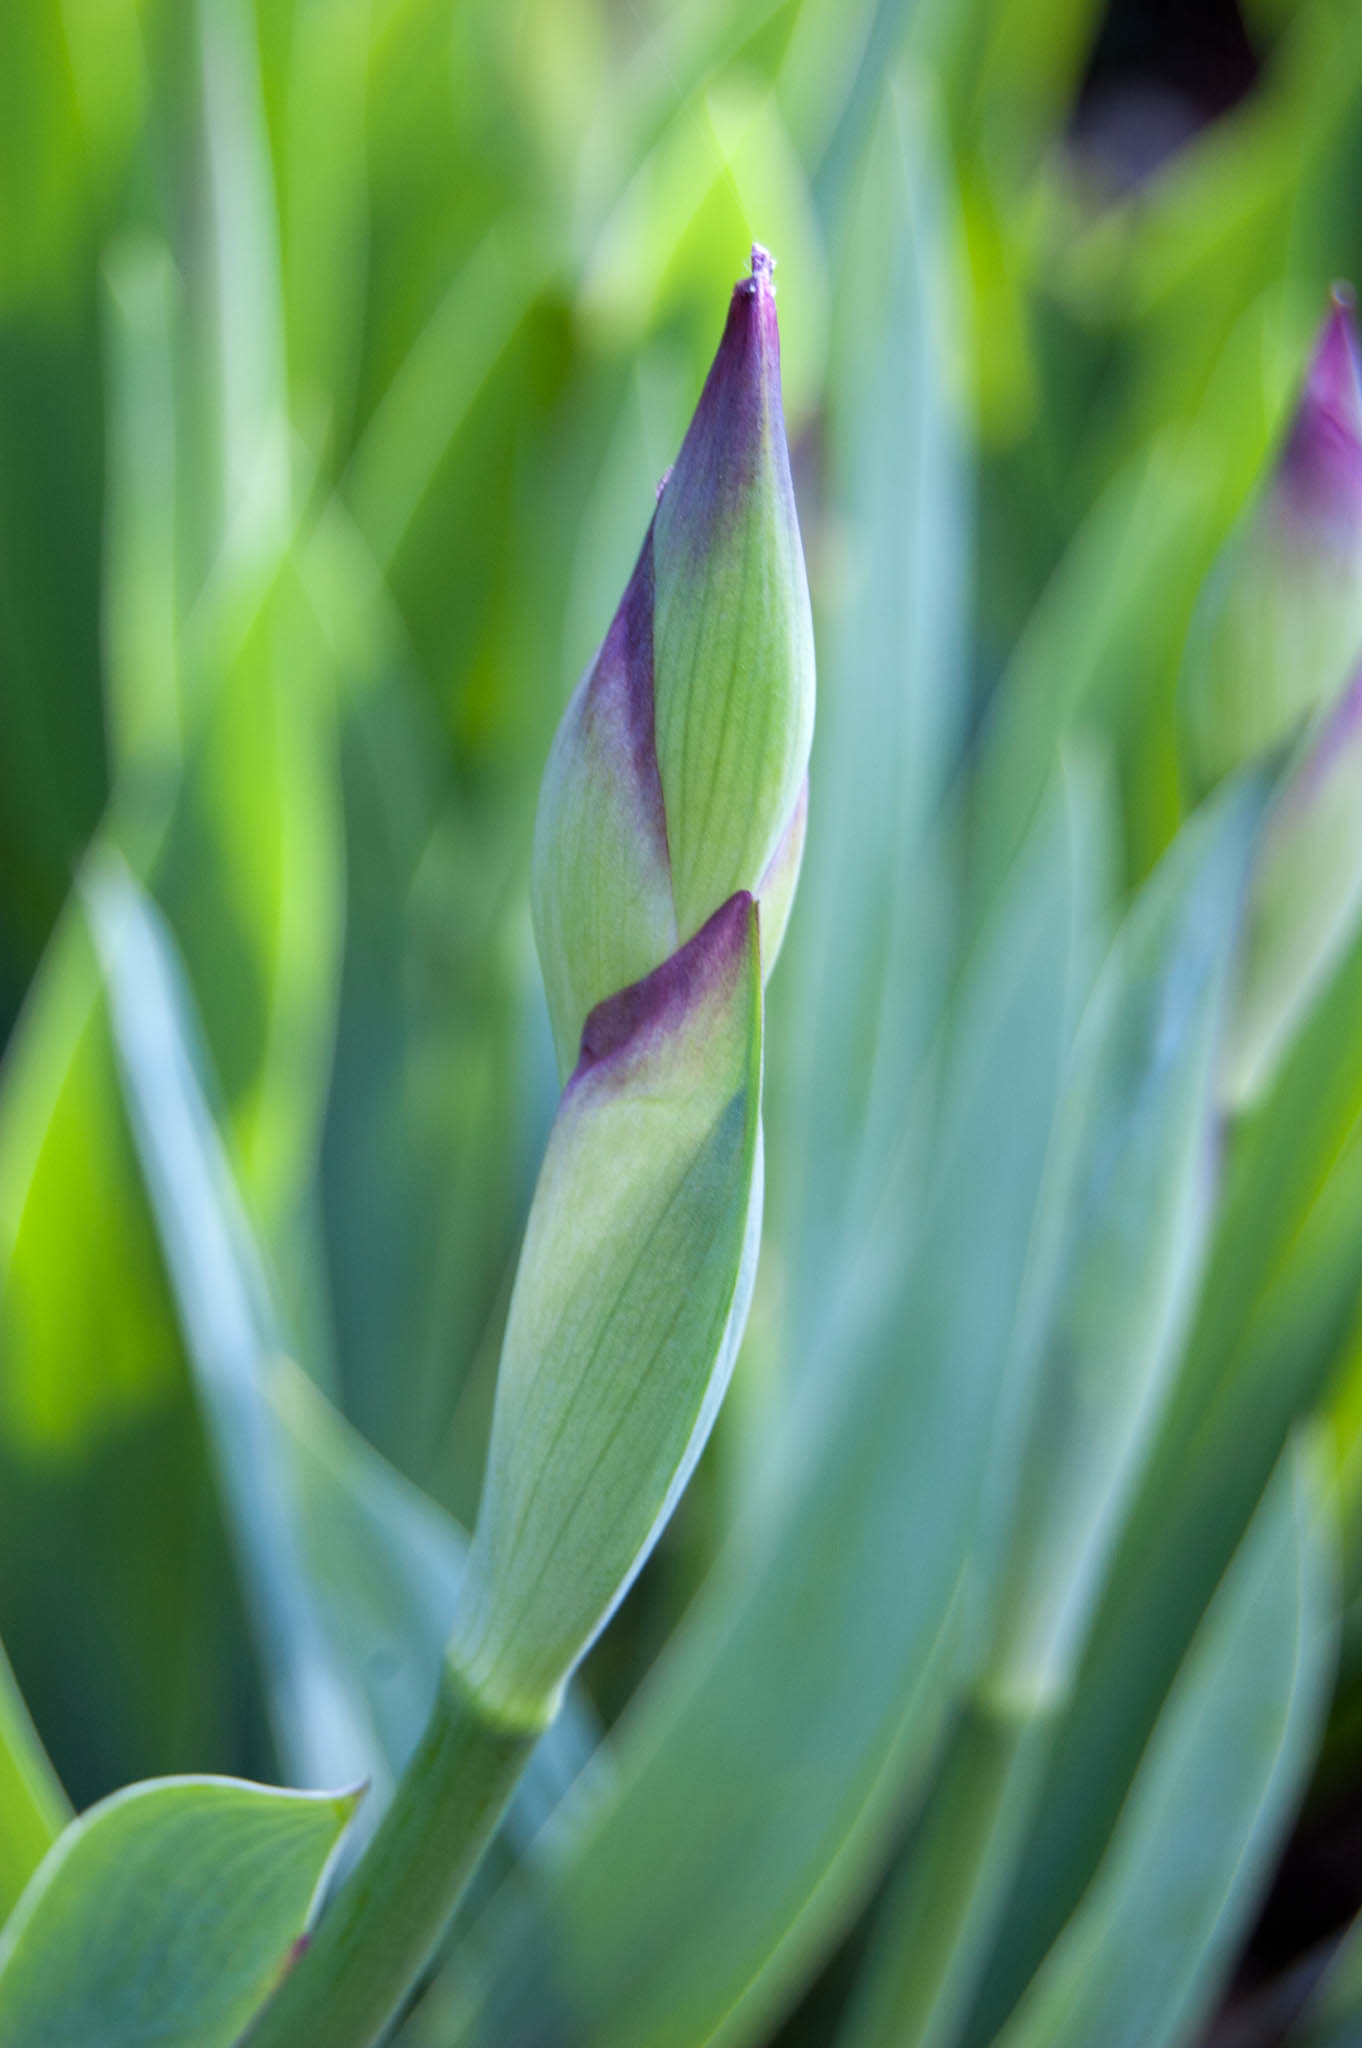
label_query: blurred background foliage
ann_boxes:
[7,0,1362,2043]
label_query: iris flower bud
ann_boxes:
[445,253,814,1728]
[1180,289,1362,794]
[533,245,815,1077]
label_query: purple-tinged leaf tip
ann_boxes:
[582,533,668,858]
[574,892,757,1086]
[1280,286,1362,533]
[649,243,814,936]
[657,245,784,533]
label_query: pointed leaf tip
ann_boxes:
[651,243,814,938]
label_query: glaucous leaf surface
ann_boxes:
[88,860,595,1835]
[964,900,1362,2048]
[984,777,1264,1700]
[993,1438,1335,2048]
[840,777,1265,2048]
[773,79,969,1365]
[0,1775,357,2048]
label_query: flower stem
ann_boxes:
[245,1660,539,2048]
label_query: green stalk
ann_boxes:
[841,1696,1054,2048]
[0,1638,71,1920]
[245,1660,538,2048]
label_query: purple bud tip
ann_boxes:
[656,251,783,549]
[1281,286,1362,525]
[573,892,755,1084]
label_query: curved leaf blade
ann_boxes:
[994,1437,1335,2048]
[0,1775,357,2047]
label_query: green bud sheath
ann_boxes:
[1180,288,1362,794]
[450,893,763,1726]
[1224,664,1362,1108]
[533,541,679,1076]
[532,247,815,1077]
[652,246,816,939]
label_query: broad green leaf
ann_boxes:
[839,779,1264,2048]
[985,779,1264,1701]
[87,858,597,1836]
[993,1438,1335,2048]
[297,518,532,1474]
[426,762,1101,2048]
[87,855,372,1793]
[964,909,1362,2048]
[0,1775,358,2047]
[773,76,969,1372]
[0,1637,68,1922]
[150,554,344,1289]
[0,905,183,1457]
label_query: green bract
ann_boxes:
[533,245,814,1078]
[450,892,764,1726]
[1179,292,1362,794]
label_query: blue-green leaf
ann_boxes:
[428,755,1101,2048]
[993,1438,1335,2048]
[0,1775,357,2047]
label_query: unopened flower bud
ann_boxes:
[450,894,763,1724]
[1180,289,1362,794]
[533,245,815,1076]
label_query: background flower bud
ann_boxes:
[533,247,815,1077]
[449,893,763,1725]
[1180,290,1362,794]
[1222,664,1362,1108]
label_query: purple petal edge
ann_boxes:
[571,892,757,1087]
[655,245,784,541]
[582,527,670,870]
[1280,286,1362,529]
